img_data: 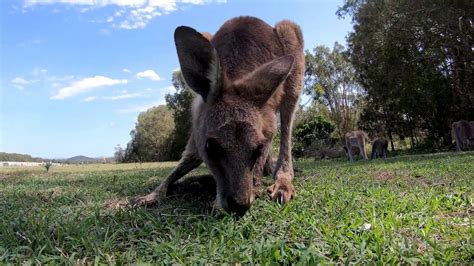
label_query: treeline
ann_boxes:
[339,0,473,150]
[0,152,43,162]
[116,0,473,162]
[299,0,473,154]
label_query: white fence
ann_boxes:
[0,162,62,167]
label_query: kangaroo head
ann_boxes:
[174,26,294,215]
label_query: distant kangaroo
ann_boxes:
[452,120,474,151]
[344,130,369,162]
[371,137,388,160]
[133,17,304,216]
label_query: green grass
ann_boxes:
[1,152,473,264]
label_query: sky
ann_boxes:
[0,0,353,159]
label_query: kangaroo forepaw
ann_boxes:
[267,178,295,205]
[131,190,166,207]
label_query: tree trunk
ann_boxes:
[388,129,395,152]
[409,127,415,148]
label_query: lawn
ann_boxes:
[1,152,473,264]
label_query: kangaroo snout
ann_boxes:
[226,196,251,217]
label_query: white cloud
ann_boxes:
[11,77,37,90]
[180,0,227,5]
[45,75,75,89]
[117,100,165,114]
[11,71,74,90]
[51,75,128,100]
[11,77,31,85]
[136,69,161,81]
[84,96,98,102]
[46,75,75,82]
[23,0,226,30]
[115,10,125,17]
[103,93,143,100]
[122,68,131,73]
[24,0,141,7]
[162,85,175,93]
[114,85,176,113]
[180,0,205,4]
[81,89,155,102]
[32,68,48,76]
[117,6,161,29]
[107,0,146,7]
[149,0,176,11]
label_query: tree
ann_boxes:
[339,0,474,150]
[123,105,175,162]
[304,43,365,141]
[114,144,125,163]
[165,70,195,160]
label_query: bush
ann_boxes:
[44,162,52,172]
[293,116,335,157]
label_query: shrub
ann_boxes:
[44,162,52,172]
[293,116,335,157]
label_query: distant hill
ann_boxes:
[65,156,114,164]
[0,152,43,162]
[66,155,100,163]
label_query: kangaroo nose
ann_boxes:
[226,196,251,217]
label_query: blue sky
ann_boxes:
[0,0,353,159]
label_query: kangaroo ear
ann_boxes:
[237,55,294,107]
[174,26,221,103]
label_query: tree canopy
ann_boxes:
[304,43,365,141]
[165,70,195,160]
[121,105,175,162]
[339,0,474,149]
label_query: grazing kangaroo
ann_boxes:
[133,16,304,216]
[371,137,388,159]
[344,130,369,162]
[452,120,474,151]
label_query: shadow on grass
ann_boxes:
[131,174,273,217]
[131,174,218,216]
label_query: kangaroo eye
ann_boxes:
[250,144,264,169]
[251,144,264,162]
[205,139,225,161]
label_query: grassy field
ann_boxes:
[1,152,473,264]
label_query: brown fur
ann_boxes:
[371,137,388,160]
[132,16,304,215]
[452,120,474,151]
[344,130,369,162]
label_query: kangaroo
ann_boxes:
[452,120,474,151]
[132,16,304,216]
[371,137,388,159]
[344,130,369,162]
